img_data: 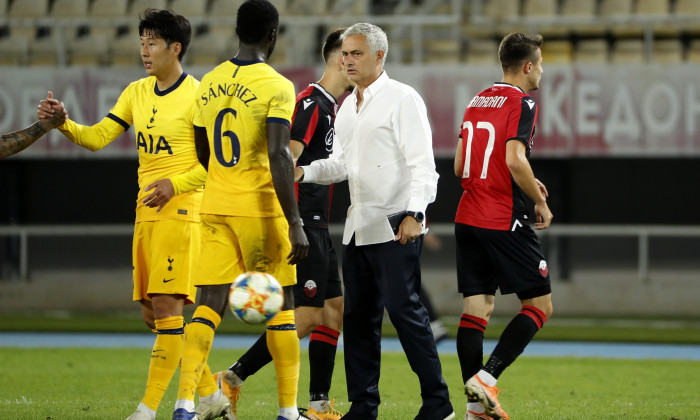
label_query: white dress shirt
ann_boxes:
[301,71,439,246]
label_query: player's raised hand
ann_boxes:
[143,178,175,212]
[286,220,308,265]
[37,91,68,123]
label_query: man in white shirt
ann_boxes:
[295,23,454,420]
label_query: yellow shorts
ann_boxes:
[132,220,200,304]
[196,214,295,287]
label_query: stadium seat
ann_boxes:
[482,0,519,22]
[541,40,572,63]
[600,0,639,36]
[674,0,700,34]
[424,39,461,64]
[209,0,245,16]
[69,36,109,66]
[574,39,608,63]
[8,0,49,18]
[88,0,129,40]
[129,0,167,18]
[268,0,288,13]
[523,0,558,18]
[51,0,90,41]
[561,0,605,36]
[636,0,670,16]
[27,35,60,66]
[611,39,645,64]
[652,39,683,63]
[463,38,499,64]
[186,33,230,66]
[169,0,208,18]
[687,39,700,63]
[0,36,28,65]
[110,35,142,67]
[288,0,329,15]
[676,0,700,16]
[464,0,520,38]
[330,0,368,15]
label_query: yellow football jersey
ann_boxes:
[59,73,205,222]
[195,58,295,217]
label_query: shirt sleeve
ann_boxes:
[290,97,318,146]
[58,84,133,151]
[58,116,127,151]
[506,96,537,148]
[392,90,439,213]
[266,78,295,126]
[170,163,208,194]
[302,134,347,184]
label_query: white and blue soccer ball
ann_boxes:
[229,271,284,324]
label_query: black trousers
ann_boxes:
[342,236,451,419]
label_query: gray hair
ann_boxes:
[341,23,388,65]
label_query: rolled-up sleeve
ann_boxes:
[301,136,348,184]
[393,91,439,213]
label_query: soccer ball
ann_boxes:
[229,271,284,324]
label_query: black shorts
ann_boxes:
[455,222,551,298]
[293,226,343,308]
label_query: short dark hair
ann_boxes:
[236,0,279,44]
[322,28,345,62]
[498,32,543,72]
[139,9,191,61]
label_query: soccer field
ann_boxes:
[1,347,698,420]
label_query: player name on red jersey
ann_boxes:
[467,95,507,109]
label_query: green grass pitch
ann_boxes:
[1,347,698,419]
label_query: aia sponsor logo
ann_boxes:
[304,280,317,298]
[538,260,548,277]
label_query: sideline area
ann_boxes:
[1,332,699,360]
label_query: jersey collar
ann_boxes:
[154,72,187,96]
[310,83,337,106]
[230,57,265,66]
[493,82,524,93]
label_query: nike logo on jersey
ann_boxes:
[303,99,314,110]
[163,278,176,283]
[525,98,535,109]
[146,125,155,129]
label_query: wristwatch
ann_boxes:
[406,211,425,223]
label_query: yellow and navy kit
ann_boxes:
[194,58,295,217]
[59,73,207,222]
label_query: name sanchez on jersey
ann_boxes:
[200,81,258,107]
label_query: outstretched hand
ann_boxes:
[37,91,68,129]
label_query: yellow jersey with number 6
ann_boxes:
[195,58,295,217]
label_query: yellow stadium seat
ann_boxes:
[463,39,499,65]
[611,39,645,64]
[542,40,572,63]
[8,0,49,18]
[169,0,208,18]
[574,39,608,63]
[652,39,683,63]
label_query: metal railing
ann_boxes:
[2,223,699,281]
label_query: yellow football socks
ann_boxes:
[197,360,218,398]
[267,310,300,408]
[142,315,184,411]
[176,306,221,402]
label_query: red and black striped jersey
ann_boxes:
[455,82,538,231]
[290,83,337,227]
